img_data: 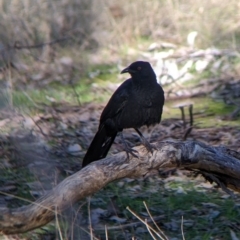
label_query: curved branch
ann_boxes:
[0,140,240,234]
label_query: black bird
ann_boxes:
[82,61,164,168]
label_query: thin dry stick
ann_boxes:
[143,201,169,240]
[94,216,164,231]
[126,207,165,240]
[105,225,109,240]
[28,115,48,137]
[69,70,81,106]
[145,219,157,240]
[108,196,128,237]
[6,67,13,108]
[71,202,87,240]
[13,37,69,50]
[70,206,75,240]
[181,216,185,240]
[70,82,81,106]
[55,207,64,240]
[21,90,42,109]
[0,191,52,211]
[88,197,94,240]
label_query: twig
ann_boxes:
[55,207,64,240]
[13,38,70,50]
[28,115,48,138]
[94,216,165,231]
[105,225,108,240]
[143,201,168,240]
[126,206,166,240]
[88,197,94,240]
[20,89,44,110]
[71,202,87,240]
[145,219,157,240]
[6,62,13,109]
[69,68,81,106]
[181,216,185,240]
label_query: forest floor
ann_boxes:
[0,44,240,239]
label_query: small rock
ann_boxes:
[117,181,125,188]
[4,195,14,201]
[90,208,106,225]
[60,122,68,130]
[187,31,198,47]
[23,117,35,128]
[109,216,127,223]
[135,227,146,234]
[67,143,82,156]
[0,185,17,193]
[176,186,186,194]
[26,181,43,190]
[78,112,90,121]
[202,202,219,208]
[30,190,48,198]
[59,56,73,66]
[31,73,44,81]
[148,42,160,51]
[208,210,220,219]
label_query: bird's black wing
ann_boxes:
[82,79,132,168]
[100,79,132,126]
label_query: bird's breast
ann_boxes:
[116,90,163,129]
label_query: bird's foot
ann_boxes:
[120,132,139,159]
[125,147,139,159]
[134,128,156,154]
[141,139,157,154]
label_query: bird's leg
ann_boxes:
[120,132,138,158]
[134,128,156,153]
[179,106,186,129]
[189,104,193,127]
[183,104,194,140]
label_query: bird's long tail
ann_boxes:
[82,125,117,168]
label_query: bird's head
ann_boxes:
[121,61,154,78]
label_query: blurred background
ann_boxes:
[0,0,240,239]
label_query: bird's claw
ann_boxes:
[134,128,156,154]
[125,147,139,159]
[141,139,156,154]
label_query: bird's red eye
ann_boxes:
[137,66,141,70]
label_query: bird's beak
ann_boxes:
[121,67,135,74]
[120,67,129,74]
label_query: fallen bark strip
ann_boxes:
[0,140,240,234]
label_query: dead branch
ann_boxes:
[0,140,240,234]
[12,38,70,50]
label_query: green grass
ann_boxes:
[0,167,35,207]
[86,177,239,239]
[0,63,121,114]
[3,74,238,130]
[164,97,239,128]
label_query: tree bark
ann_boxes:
[0,140,240,234]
